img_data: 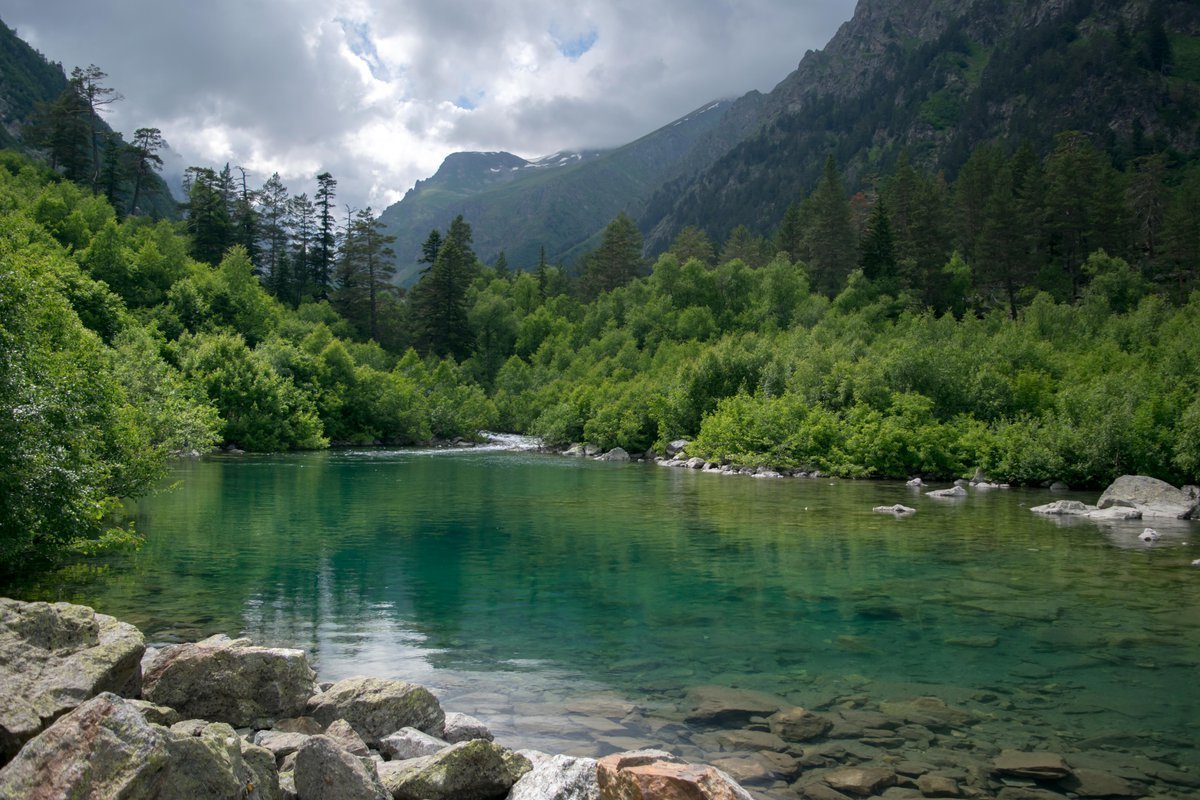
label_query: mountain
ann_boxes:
[642,0,1200,251]
[0,19,177,218]
[377,97,752,285]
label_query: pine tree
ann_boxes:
[580,212,644,298]
[127,127,164,217]
[183,166,233,265]
[669,226,716,266]
[313,172,337,299]
[336,208,397,340]
[288,193,316,305]
[774,202,804,262]
[859,196,897,285]
[69,65,122,189]
[493,251,510,278]
[802,155,857,296]
[411,234,474,359]
[233,166,260,271]
[419,229,442,268]
[257,173,291,298]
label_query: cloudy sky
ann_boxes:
[5,1,857,212]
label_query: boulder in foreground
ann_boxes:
[307,676,444,748]
[379,738,531,800]
[0,598,144,763]
[596,749,753,800]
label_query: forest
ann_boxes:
[3,77,1200,575]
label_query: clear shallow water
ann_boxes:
[11,448,1200,780]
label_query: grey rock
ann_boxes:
[564,444,586,457]
[162,720,282,800]
[378,739,531,800]
[1097,474,1198,519]
[1049,481,1070,491]
[442,711,494,743]
[307,676,444,748]
[797,784,855,800]
[509,753,599,800]
[142,634,316,728]
[685,457,707,469]
[1030,500,1093,515]
[926,486,968,498]
[326,718,371,757]
[0,692,169,799]
[595,447,630,462]
[128,698,181,727]
[584,444,601,457]
[253,729,313,760]
[596,750,753,800]
[873,504,916,515]
[380,726,450,760]
[274,716,325,735]
[1060,767,1137,797]
[294,734,387,800]
[0,598,145,762]
[667,439,691,457]
[905,477,924,487]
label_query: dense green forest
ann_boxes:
[3,115,1200,574]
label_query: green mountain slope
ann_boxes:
[378,98,747,285]
[643,0,1200,251]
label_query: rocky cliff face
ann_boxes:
[642,0,1200,251]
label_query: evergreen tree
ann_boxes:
[859,196,897,285]
[419,229,442,267]
[801,155,857,296]
[722,225,772,268]
[127,127,164,218]
[313,172,337,299]
[669,225,716,266]
[336,208,397,341]
[1162,166,1200,297]
[233,166,260,271]
[183,166,233,264]
[288,193,316,305]
[98,133,124,211]
[493,250,510,278]
[411,234,474,359]
[774,202,804,262]
[257,173,291,298]
[976,164,1033,318]
[31,82,90,181]
[580,212,644,299]
[69,65,122,189]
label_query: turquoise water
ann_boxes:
[12,446,1200,774]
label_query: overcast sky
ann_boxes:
[5,1,857,212]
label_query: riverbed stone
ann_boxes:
[878,697,975,731]
[307,676,445,748]
[509,753,600,800]
[992,750,1072,780]
[596,750,754,800]
[768,707,834,742]
[380,726,450,760]
[294,733,387,800]
[821,766,897,797]
[667,440,690,458]
[0,598,145,763]
[1030,500,1092,515]
[0,692,168,799]
[683,685,786,725]
[926,486,967,498]
[142,634,316,729]
[443,711,494,743]
[597,447,631,462]
[1059,768,1137,797]
[1097,475,1198,519]
[873,504,916,515]
[915,773,960,797]
[379,738,531,800]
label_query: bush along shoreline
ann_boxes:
[4,596,1200,800]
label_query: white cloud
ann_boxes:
[3,0,855,211]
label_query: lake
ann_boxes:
[13,443,1200,795]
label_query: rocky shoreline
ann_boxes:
[3,599,1199,799]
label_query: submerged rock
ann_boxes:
[821,765,897,797]
[142,634,316,729]
[767,707,833,742]
[0,598,145,763]
[1098,475,1198,519]
[307,676,445,749]
[596,447,631,462]
[1031,500,1092,515]
[992,750,1072,780]
[682,686,786,725]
